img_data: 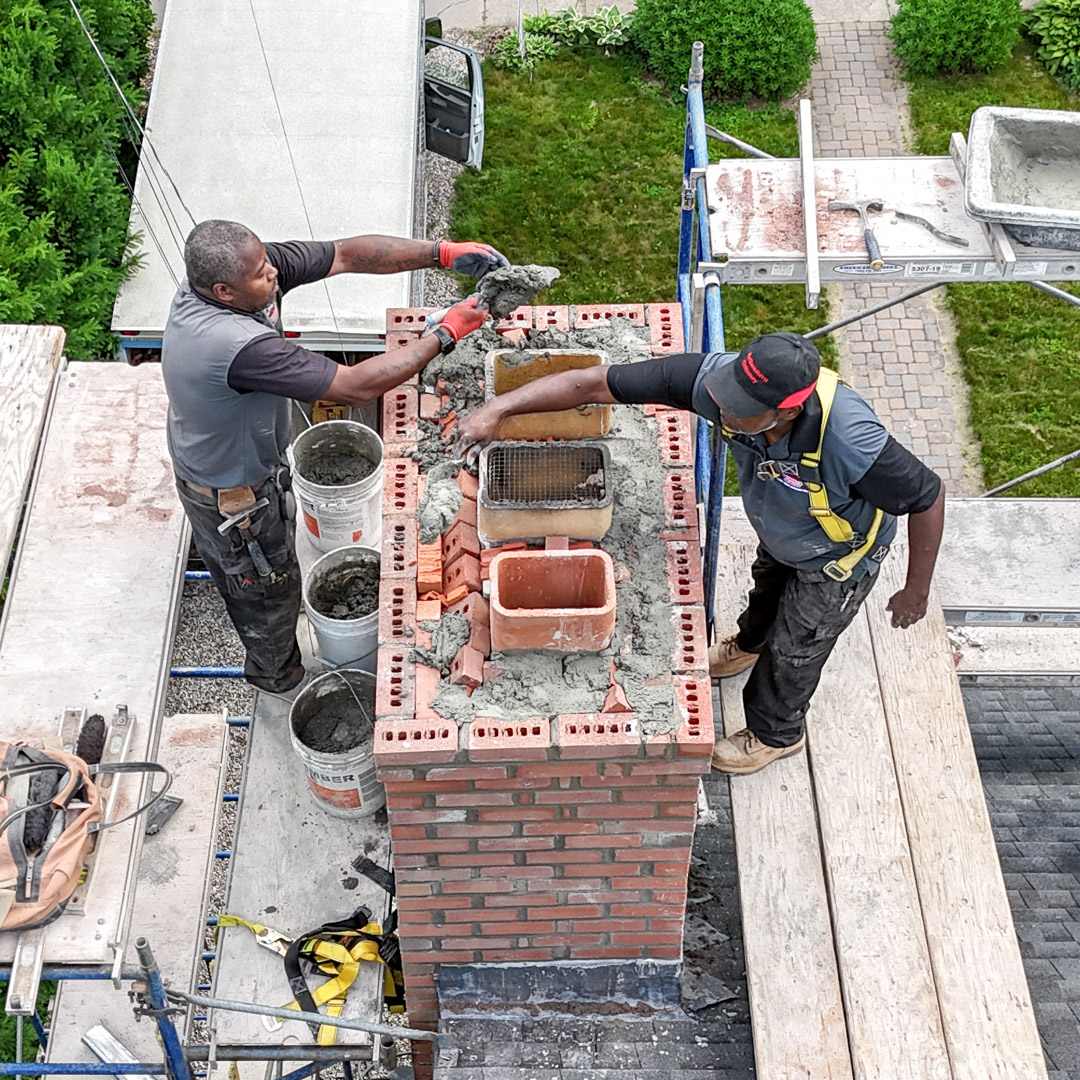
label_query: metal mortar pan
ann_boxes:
[965,106,1080,249]
[477,441,614,543]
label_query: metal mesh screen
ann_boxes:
[485,444,607,507]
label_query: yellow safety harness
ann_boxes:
[724,367,884,582]
[216,909,404,1046]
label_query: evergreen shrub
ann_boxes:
[889,0,1022,75]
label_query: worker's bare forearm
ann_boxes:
[330,235,435,276]
[491,367,617,423]
[904,484,945,595]
[322,337,440,406]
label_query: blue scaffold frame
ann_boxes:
[677,42,728,641]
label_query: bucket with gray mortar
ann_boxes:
[289,421,383,553]
[303,545,381,672]
[289,668,383,818]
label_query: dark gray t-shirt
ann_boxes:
[607,352,941,575]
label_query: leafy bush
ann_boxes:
[630,0,817,101]
[0,0,152,358]
[889,0,1022,75]
[491,30,559,74]
[1028,0,1080,90]
[523,6,634,49]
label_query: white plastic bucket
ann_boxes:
[289,421,383,553]
[289,669,384,818]
[303,545,380,673]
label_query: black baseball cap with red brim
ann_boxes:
[702,332,821,419]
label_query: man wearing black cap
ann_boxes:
[457,333,944,775]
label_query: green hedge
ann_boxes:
[889,0,1022,75]
[0,0,152,358]
[1028,0,1080,91]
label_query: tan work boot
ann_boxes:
[709,635,759,679]
[711,729,806,775]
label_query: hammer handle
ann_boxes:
[864,229,884,270]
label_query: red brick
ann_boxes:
[444,552,482,595]
[457,468,479,500]
[454,496,478,529]
[556,714,641,760]
[435,791,514,807]
[382,385,418,447]
[610,877,685,891]
[665,539,705,605]
[534,788,612,805]
[416,598,442,623]
[386,307,435,332]
[477,807,557,822]
[567,890,637,904]
[486,892,558,908]
[443,907,517,923]
[647,303,686,355]
[662,469,698,539]
[383,515,419,579]
[378,578,417,644]
[573,947,639,960]
[649,919,686,934]
[397,866,475,883]
[435,823,513,838]
[614,847,690,861]
[374,715,458,765]
[468,717,551,762]
[670,605,708,676]
[576,804,658,820]
[374,648,415,720]
[438,852,513,867]
[397,883,432,897]
[645,732,674,758]
[517,762,598,780]
[656,409,693,467]
[442,519,480,565]
[441,936,514,950]
[388,824,427,839]
[630,758,708,775]
[565,834,642,849]
[659,802,697,818]
[449,644,485,689]
[414,662,445,721]
[476,836,554,852]
[522,821,598,836]
[480,949,556,962]
[416,539,443,595]
[533,305,569,331]
[447,590,489,626]
[384,778,467,794]
[526,850,604,866]
[392,839,471,855]
[385,330,420,350]
[573,303,645,327]
[613,903,685,918]
[530,933,608,947]
[675,675,715,756]
[383,458,419,517]
[420,392,442,420]
[468,619,491,657]
[496,305,533,331]
[557,864,617,879]
[393,852,433,866]
[611,932,682,947]
[646,946,682,960]
[497,327,528,345]
[486,865,557,881]
[427,765,508,782]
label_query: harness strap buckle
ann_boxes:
[822,561,852,582]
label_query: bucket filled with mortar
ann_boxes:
[289,668,383,818]
[303,545,380,672]
[289,420,383,553]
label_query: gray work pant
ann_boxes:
[175,474,304,693]
[734,544,882,747]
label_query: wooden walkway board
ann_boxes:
[0,324,64,578]
[211,691,391,1064]
[715,545,853,1080]
[45,713,227,1065]
[0,362,187,965]
[866,557,1047,1080]
[715,542,1047,1080]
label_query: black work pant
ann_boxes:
[175,475,304,693]
[734,544,881,748]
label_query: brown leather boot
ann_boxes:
[711,729,806,775]
[709,635,759,679]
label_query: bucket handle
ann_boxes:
[292,399,313,430]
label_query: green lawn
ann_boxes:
[906,39,1080,494]
[451,47,833,353]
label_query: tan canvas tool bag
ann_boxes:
[0,742,172,931]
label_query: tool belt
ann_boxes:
[724,367,884,582]
[217,907,404,1045]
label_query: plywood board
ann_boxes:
[46,713,227,1066]
[715,545,853,1080]
[808,608,951,1080]
[865,558,1048,1079]
[0,325,64,583]
[0,363,187,964]
[210,691,391,1058]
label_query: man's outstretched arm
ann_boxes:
[458,366,617,447]
[887,484,945,629]
[328,236,507,277]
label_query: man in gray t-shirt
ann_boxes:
[457,333,945,776]
[162,219,505,699]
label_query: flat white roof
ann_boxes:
[112,0,421,340]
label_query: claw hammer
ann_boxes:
[828,199,885,269]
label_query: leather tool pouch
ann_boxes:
[218,486,258,531]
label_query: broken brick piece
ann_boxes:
[449,644,485,689]
[498,327,528,345]
[416,598,442,624]
[469,619,491,657]
[417,539,443,595]
[443,552,482,595]
[455,496,477,529]
[419,393,441,420]
[457,469,479,501]
[443,520,480,565]
[448,591,489,626]
[441,584,470,609]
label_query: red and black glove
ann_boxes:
[435,240,509,279]
[438,296,490,342]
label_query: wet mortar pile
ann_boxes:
[292,678,376,754]
[476,263,560,319]
[300,447,377,486]
[415,318,677,734]
[308,554,380,619]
